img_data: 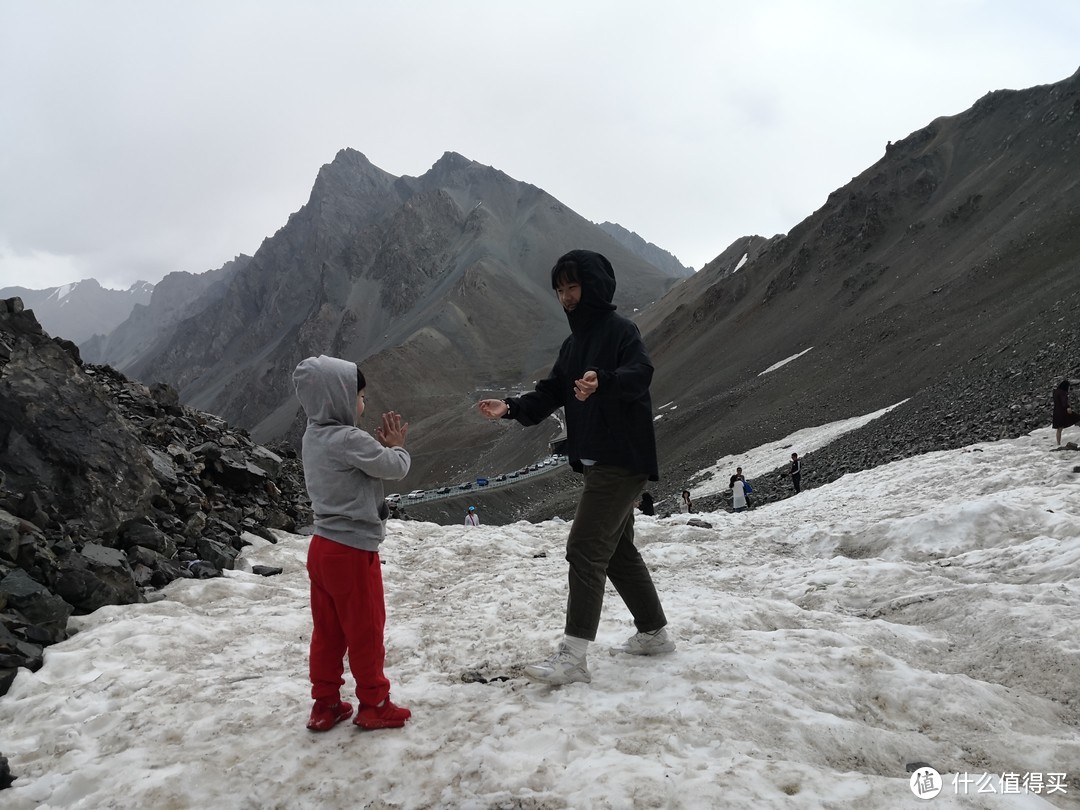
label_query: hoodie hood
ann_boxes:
[551,249,617,335]
[293,355,358,426]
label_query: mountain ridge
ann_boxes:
[0,279,153,344]
[87,149,685,488]
[634,65,1080,507]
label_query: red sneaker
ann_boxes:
[354,699,412,730]
[306,699,354,731]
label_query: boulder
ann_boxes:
[0,751,12,790]
[0,569,71,643]
[116,519,176,557]
[196,537,239,571]
[52,544,143,613]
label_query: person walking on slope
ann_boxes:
[465,506,480,526]
[680,490,693,514]
[477,250,674,686]
[293,355,413,731]
[789,452,802,493]
[1053,379,1078,447]
[730,473,748,513]
[734,466,754,508]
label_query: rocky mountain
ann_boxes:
[0,279,153,344]
[595,221,696,277]
[80,256,249,369]
[410,68,1080,523]
[638,67,1080,507]
[96,150,685,489]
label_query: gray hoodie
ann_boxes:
[293,355,411,552]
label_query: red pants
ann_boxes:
[306,535,390,706]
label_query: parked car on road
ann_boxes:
[477,477,489,487]
[386,493,401,503]
[406,490,425,499]
[436,487,451,494]
[459,482,473,490]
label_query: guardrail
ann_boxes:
[390,458,568,506]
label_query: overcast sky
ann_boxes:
[1,1,1077,291]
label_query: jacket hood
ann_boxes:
[293,355,358,426]
[552,249,617,335]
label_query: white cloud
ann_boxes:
[1,1,1077,288]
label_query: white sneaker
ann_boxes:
[524,642,592,685]
[613,627,676,655]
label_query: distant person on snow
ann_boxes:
[639,491,655,516]
[465,506,480,526]
[1053,379,1078,447]
[790,452,802,493]
[730,473,747,513]
[293,355,413,732]
[478,249,674,687]
[733,466,753,508]
[680,490,693,513]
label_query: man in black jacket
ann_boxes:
[478,250,674,685]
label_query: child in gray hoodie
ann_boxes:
[292,354,412,731]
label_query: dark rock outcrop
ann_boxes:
[0,297,311,697]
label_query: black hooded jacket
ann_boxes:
[505,250,659,480]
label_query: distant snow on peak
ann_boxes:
[733,253,749,273]
[759,346,813,376]
[7,277,154,342]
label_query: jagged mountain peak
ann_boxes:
[310,148,398,201]
[327,146,378,172]
[419,151,518,191]
[432,150,473,169]
[94,146,683,490]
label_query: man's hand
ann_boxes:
[376,411,408,448]
[573,370,598,401]
[478,399,508,419]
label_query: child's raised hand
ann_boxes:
[477,399,508,419]
[376,411,408,448]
